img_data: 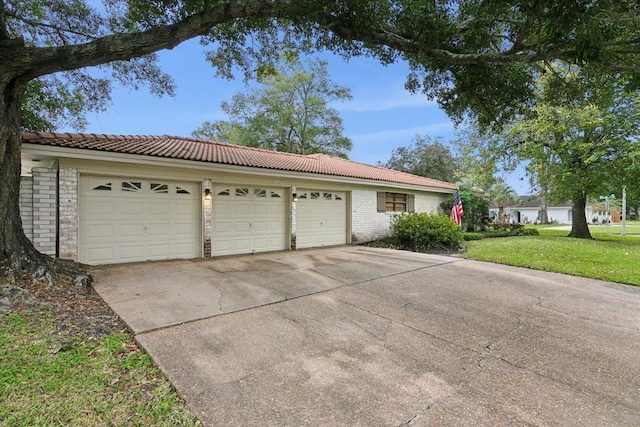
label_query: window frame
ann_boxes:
[377,192,415,213]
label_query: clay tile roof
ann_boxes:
[21,132,457,191]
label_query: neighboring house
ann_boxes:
[20,133,456,265]
[489,196,595,224]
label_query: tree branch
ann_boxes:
[6,13,100,41]
[9,0,640,83]
[16,0,281,79]
[0,0,9,41]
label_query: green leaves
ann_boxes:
[193,56,353,157]
[6,0,640,136]
[384,135,458,182]
[392,212,464,250]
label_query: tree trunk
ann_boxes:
[0,79,44,269]
[0,78,85,283]
[568,191,592,239]
[539,183,549,223]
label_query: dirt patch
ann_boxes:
[360,240,465,257]
[1,265,126,340]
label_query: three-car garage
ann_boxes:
[77,176,348,264]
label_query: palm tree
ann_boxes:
[488,180,518,221]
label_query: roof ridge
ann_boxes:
[168,135,325,160]
[22,132,162,140]
[333,156,456,188]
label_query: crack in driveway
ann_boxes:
[341,293,640,425]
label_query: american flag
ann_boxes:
[450,190,463,227]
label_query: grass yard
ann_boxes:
[0,313,201,426]
[464,223,640,285]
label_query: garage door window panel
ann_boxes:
[151,183,169,193]
[122,181,142,192]
[92,182,112,191]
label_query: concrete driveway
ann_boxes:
[92,247,640,426]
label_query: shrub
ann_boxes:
[481,231,511,238]
[463,232,485,241]
[521,228,540,236]
[478,228,539,238]
[392,213,463,249]
[440,188,490,232]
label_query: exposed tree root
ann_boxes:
[2,253,91,289]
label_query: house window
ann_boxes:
[386,193,407,212]
[377,192,415,213]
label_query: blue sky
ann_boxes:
[73,38,529,194]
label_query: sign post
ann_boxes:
[599,194,615,234]
[622,187,627,236]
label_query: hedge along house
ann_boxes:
[19,133,457,265]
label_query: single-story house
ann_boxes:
[489,196,594,224]
[20,133,457,265]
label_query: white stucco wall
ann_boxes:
[491,205,595,224]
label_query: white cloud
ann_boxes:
[338,87,436,113]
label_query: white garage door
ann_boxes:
[79,176,200,265]
[211,185,287,256]
[296,190,346,249]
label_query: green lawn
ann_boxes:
[464,223,640,285]
[0,314,201,426]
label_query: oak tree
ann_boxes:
[193,56,352,157]
[506,66,640,238]
[383,135,457,182]
[3,0,640,279]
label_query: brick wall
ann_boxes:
[58,167,78,261]
[31,167,58,256]
[291,198,297,250]
[203,186,212,258]
[351,190,394,243]
[19,177,34,242]
[415,193,447,214]
[351,190,450,243]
